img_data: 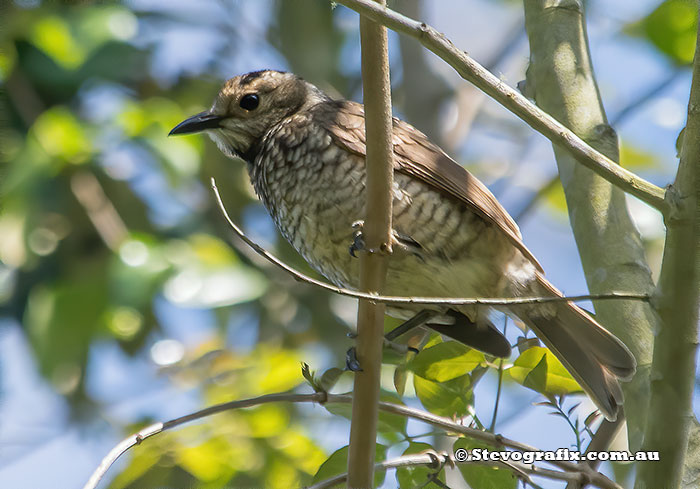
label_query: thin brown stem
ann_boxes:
[212,179,648,307]
[84,390,620,489]
[346,3,395,487]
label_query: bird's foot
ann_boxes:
[345,347,363,372]
[349,220,424,260]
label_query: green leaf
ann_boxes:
[396,442,446,488]
[319,367,345,392]
[626,0,698,65]
[408,341,485,382]
[506,346,582,396]
[312,444,387,487]
[413,374,472,418]
[454,438,517,489]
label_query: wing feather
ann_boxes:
[317,100,543,272]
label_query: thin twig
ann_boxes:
[212,179,649,307]
[489,318,509,432]
[82,392,328,489]
[515,69,682,225]
[566,415,625,489]
[331,0,670,214]
[83,390,620,489]
[304,451,597,489]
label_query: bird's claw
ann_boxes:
[345,347,363,372]
[349,220,366,258]
[349,220,423,259]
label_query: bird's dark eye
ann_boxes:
[239,93,259,111]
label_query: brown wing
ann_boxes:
[318,99,543,272]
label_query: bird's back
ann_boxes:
[251,99,529,311]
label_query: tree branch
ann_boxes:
[522,0,659,455]
[636,18,700,489]
[212,179,648,307]
[305,451,612,489]
[83,390,620,489]
[82,392,328,489]
[346,4,395,487]
[330,0,670,214]
[565,415,625,489]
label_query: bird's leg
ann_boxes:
[345,310,436,371]
[385,309,435,342]
[349,220,424,260]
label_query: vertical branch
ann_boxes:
[522,0,658,453]
[636,20,700,489]
[346,1,395,487]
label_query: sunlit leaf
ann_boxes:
[506,346,581,395]
[245,404,290,438]
[454,438,518,489]
[31,106,92,164]
[408,341,485,382]
[312,444,387,487]
[274,427,328,475]
[413,373,472,418]
[30,15,86,69]
[177,436,236,482]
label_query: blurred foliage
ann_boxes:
[0,0,683,487]
[453,438,518,489]
[626,0,698,65]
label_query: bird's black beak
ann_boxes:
[169,111,224,136]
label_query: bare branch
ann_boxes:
[84,390,620,489]
[82,392,327,489]
[305,450,607,489]
[212,179,648,307]
[331,0,670,214]
[566,415,625,489]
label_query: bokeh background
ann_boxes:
[0,0,696,487]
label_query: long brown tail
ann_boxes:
[516,275,636,421]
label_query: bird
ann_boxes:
[170,69,636,421]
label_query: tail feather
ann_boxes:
[535,276,636,379]
[515,275,637,421]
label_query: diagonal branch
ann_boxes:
[331,0,670,214]
[212,179,648,307]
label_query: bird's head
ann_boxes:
[169,70,320,161]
